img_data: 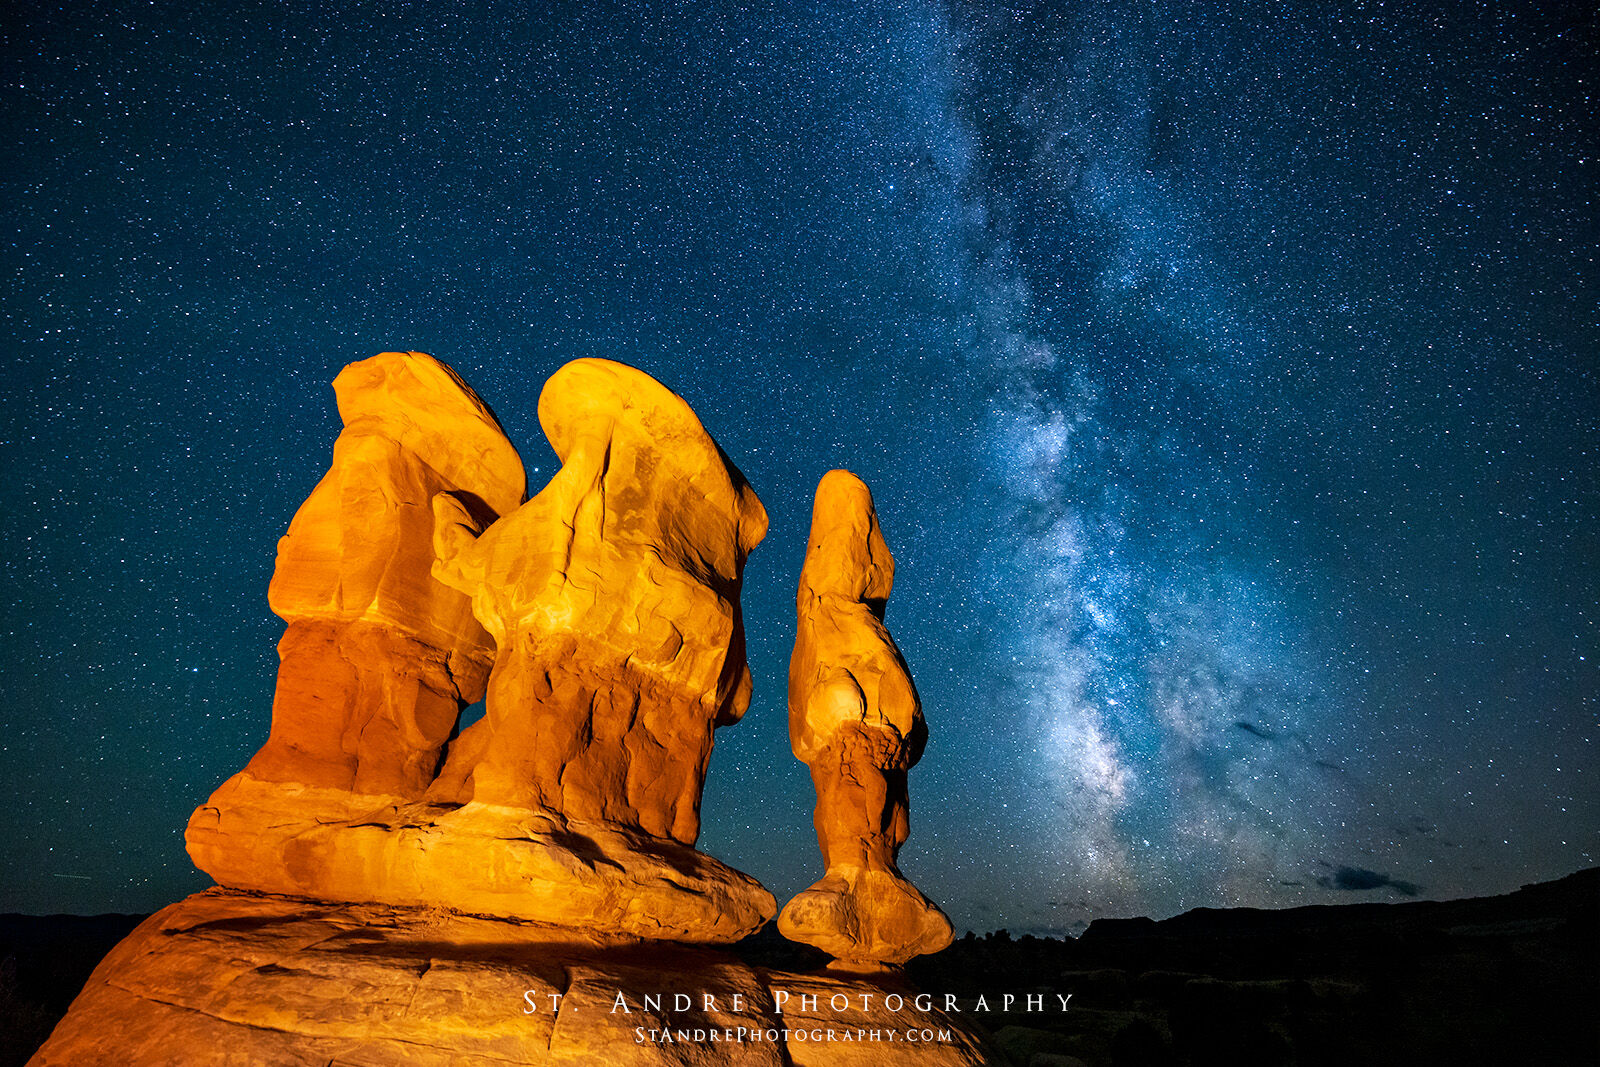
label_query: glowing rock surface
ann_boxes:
[196,350,525,802]
[778,470,954,968]
[428,357,769,841]
[186,356,772,943]
[29,890,984,1066]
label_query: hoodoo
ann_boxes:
[778,470,954,969]
[184,355,773,943]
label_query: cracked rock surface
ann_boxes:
[30,890,985,1066]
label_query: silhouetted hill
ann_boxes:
[908,867,1598,1066]
[0,913,144,1065]
[1082,865,1593,941]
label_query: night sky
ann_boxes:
[3,1,1595,936]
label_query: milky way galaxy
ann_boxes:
[3,1,1595,933]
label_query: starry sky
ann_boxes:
[2,1,1595,935]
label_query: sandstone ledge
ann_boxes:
[187,775,775,943]
[30,890,987,1066]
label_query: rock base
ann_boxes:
[780,865,955,967]
[30,890,987,1066]
[187,773,774,942]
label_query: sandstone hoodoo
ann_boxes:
[184,355,773,943]
[186,350,529,893]
[426,357,775,939]
[778,470,954,969]
[428,357,768,839]
[236,349,528,797]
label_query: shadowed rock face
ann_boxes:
[186,356,774,943]
[778,471,953,969]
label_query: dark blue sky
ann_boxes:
[3,0,1595,934]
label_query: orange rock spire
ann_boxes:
[778,470,954,968]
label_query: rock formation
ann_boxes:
[230,350,527,798]
[185,355,774,943]
[29,890,986,1066]
[427,356,767,841]
[778,470,954,969]
[31,363,994,1066]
